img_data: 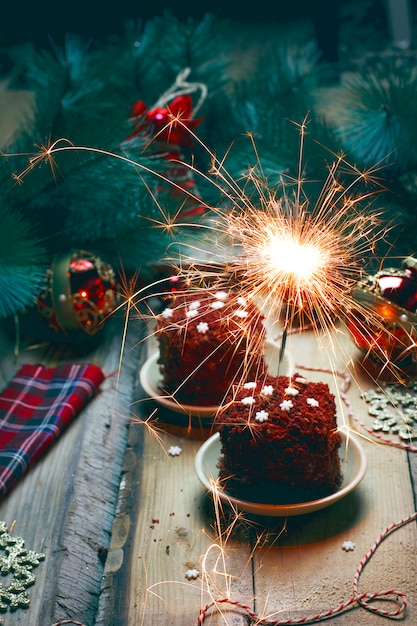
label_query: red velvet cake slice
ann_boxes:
[214,373,343,502]
[155,289,266,406]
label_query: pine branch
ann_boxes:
[0,205,46,317]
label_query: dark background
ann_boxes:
[0,0,388,48]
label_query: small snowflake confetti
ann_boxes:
[280,400,293,411]
[307,397,319,407]
[234,309,248,318]
[186,309,198,318]
[261,385,274,396]
[255,410,269,423]
[196,322,209,334]
[295,376,308,384]
[168,445,182,456]
[342,540,356,551]
[185,568,200,579]
[188,300,201,310]
[211,300,225,310]
[285,386,299,396]
[241,396,256,406]
[214,291,228,301]
[237,296,247,306]
[243,382,256,389]
[161,307,174,319]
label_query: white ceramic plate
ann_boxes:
[139,351,220,418]
[139,341,289,420]
[195,431,367,517]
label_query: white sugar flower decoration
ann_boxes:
[168,445,182,456]
[211,300,225,310]
[196,322,209,334]
[342,540,355,552]
[241,396,255,406]
[161,308,174,319]
[280,400,293,411]
[185,568,200,580]
[243,382,256,389]
[188,300,201,310]
[237,296,247,306]
[186,309,198,318]
[307,397,319,407]
[262,385,274,396]
[255,410,269,423]
[234,309,248,318]
[214,291,228,301]
[285,387,299,396]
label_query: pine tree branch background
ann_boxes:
[1,1,417,319]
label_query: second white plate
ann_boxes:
[139,351,220,418]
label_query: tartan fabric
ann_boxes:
[0,363,105,497]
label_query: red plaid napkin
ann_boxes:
[0,363,105,497]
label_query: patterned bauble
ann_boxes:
[35,250,119,339]
[5,250,119,348]
[348,256,417,366]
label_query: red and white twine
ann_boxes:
[197,511,417,624]
[50,622,86,626]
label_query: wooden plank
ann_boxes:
[98,415,253,626]
[97,333,253,626]
[0,314,141,625]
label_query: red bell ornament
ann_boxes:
[348,256,417,366]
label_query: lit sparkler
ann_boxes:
[3,110,391,381]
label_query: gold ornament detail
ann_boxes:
[37,250,119,337]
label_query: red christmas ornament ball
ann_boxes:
[35,249,119,341]
[348,256,417,365]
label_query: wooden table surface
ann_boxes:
[102,323,417,626]
[0,307,417,626]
